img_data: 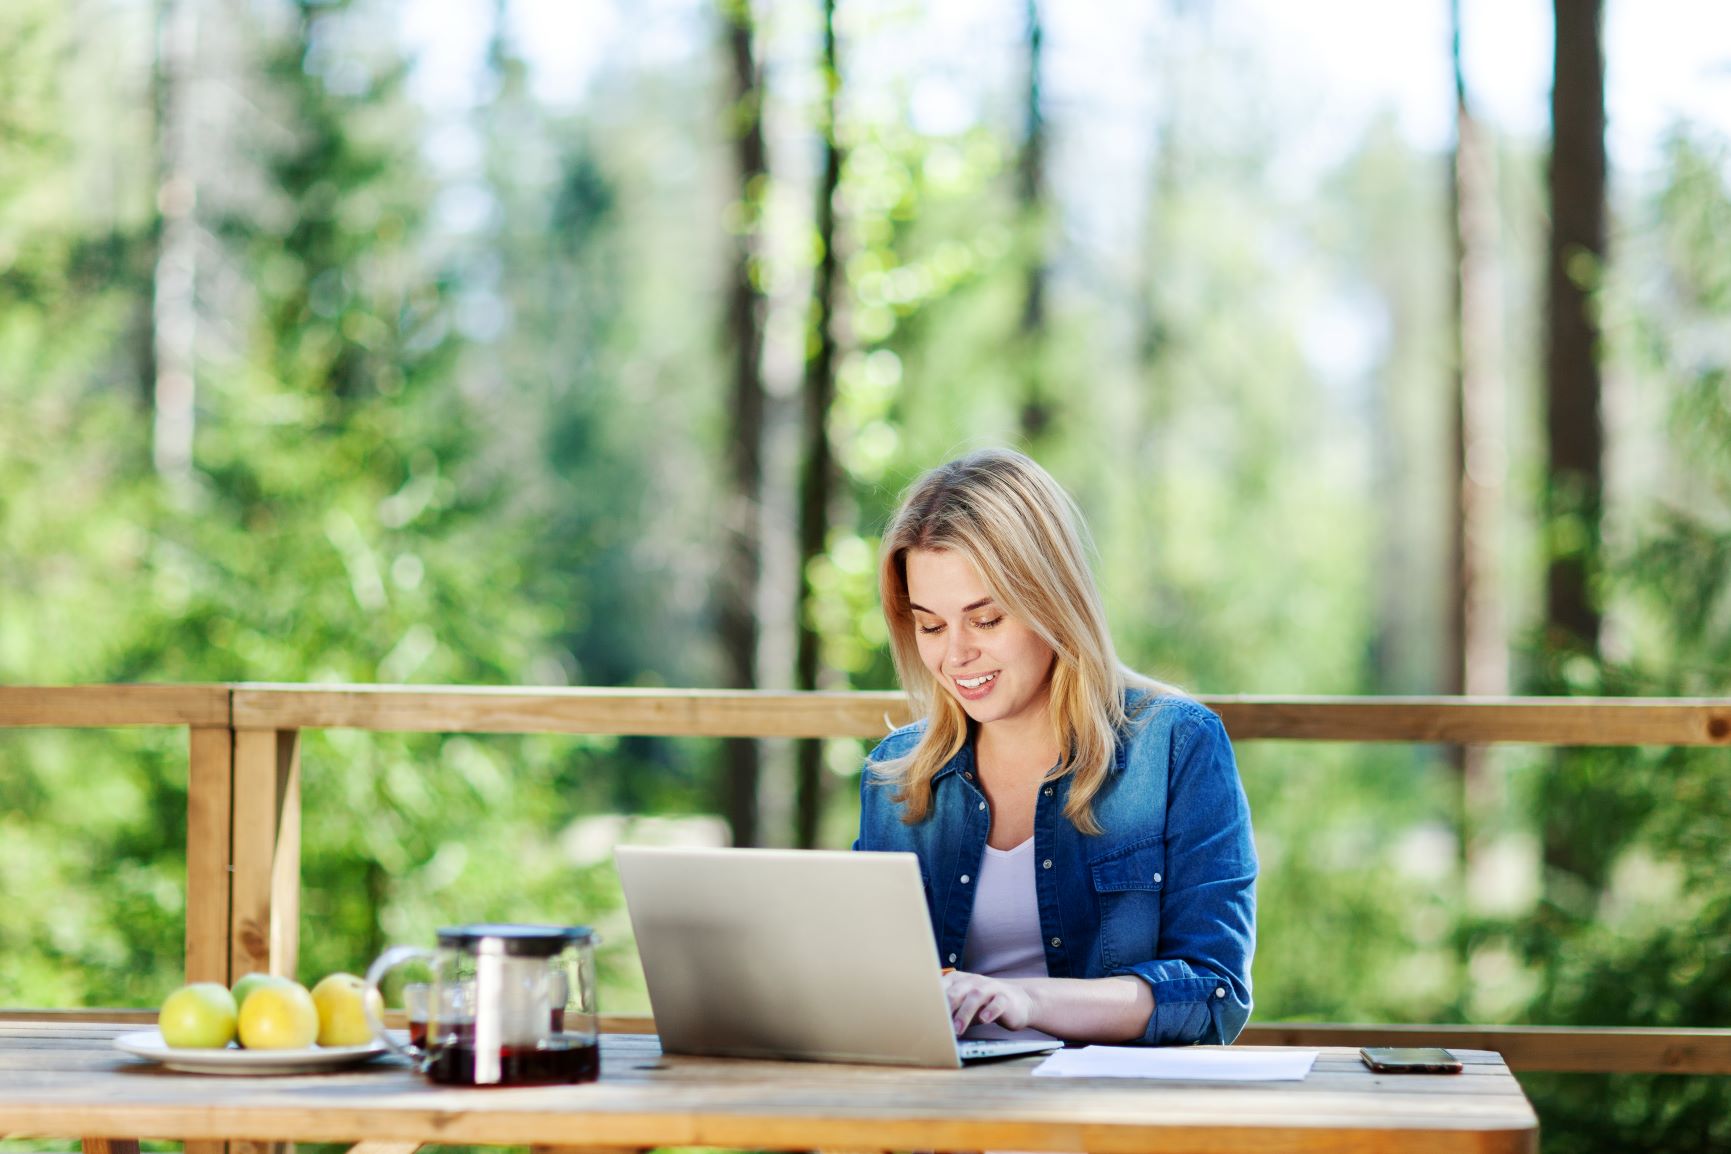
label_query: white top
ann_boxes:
[959,837,1056,1041]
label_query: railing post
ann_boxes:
[185,724,235,985]
[231,728,302,979]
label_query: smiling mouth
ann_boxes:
[955,672,998,689]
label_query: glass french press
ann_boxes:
[364,923,599,1086]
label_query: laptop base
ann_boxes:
[957,1038,1063,1064]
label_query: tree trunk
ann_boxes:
[1447,0,1510,1005]
[1449,67,1508,705]
[151,0,199,479]
[1539,0,1608,893]
[794,0,842,850]
[1016,0,1050,444]
[1448,23,1514,695]
[1543,0,1606,662]
[719,0,768,847]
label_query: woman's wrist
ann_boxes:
[1022,975,1152,1043]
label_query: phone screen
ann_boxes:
[1359,1046,1464,1073]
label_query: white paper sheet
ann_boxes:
[1032,1045,1318,1081]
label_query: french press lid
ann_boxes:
[437,923,594,957]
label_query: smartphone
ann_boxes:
[1359,1046,1463,1074]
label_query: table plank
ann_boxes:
[0,1026,1537,1154]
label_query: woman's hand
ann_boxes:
[942,970,1037,1035]
[940,972,1155,1042]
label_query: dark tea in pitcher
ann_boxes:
[423,1021,600,1086]
[407,993,569,1060]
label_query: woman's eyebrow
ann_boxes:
[907,597,996,615]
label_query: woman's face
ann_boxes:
[904,547,1057,735]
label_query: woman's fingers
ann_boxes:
[951,986,991,1033]
[944,972,995,1034]
[943,972,1039,1034]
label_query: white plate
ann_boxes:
[114,1029,392,1076]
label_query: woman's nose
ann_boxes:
[947,632,978,667]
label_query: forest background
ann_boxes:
[2,0,1729,1150]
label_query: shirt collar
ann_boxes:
[929,714,1132,779]
[931,737,974,783]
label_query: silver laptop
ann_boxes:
[614,845,1062,1068]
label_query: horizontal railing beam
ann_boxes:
[1240,1021,1731,1075]
[0,685,229,728]
[225,686,1731,747]
[2,685,1726,745]
[1209,695,1731,746]
[231,685,916,738]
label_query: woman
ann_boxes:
[856,448,1256,1046]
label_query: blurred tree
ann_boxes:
[1446,0,1509,982]
[718,0,769,846]
[471,0,700,818]
[183,0,603,975]
[150,0,200,479]
[1015,0,1051,446]
[794,0,844,850]
[1541,0,1607,671]
[0,0,631,1003]
[1446,0,1509,706]
[0,0,187,1008]
[1536,0,1609,939]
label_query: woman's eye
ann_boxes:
[973,616,1004,630]
[918,623,945,635]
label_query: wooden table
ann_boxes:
[1,1023,1538,1154]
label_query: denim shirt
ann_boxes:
[855,691,1257,1046]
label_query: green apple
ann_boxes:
[231,971,291,1010]
[158,982,239,1049]
[310,972,383,1047]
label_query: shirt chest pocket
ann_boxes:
[1089,837,1165,970]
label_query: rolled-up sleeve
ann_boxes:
[1111,711,1257,1045]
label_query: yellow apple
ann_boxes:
[237,980,319,1050]
[310,972,383,1048]
[159,982,238,1049]
[231,971,292,1010]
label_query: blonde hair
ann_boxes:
[875,448,1167,835]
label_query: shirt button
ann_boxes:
[1049,937,1062,948]
[963,771,974,781]
[960,874,970,884]
[1152,872,1162,884]
[948,953,957,964]
[1043,787,1054,797]
[978,800,986,811]
[1042,859,1053,869]
[1215,988,1226,999]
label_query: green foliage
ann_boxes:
[0,0,635,1006]
[1503,127,1731,1153]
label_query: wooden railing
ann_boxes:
[4,684,1729,1075]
